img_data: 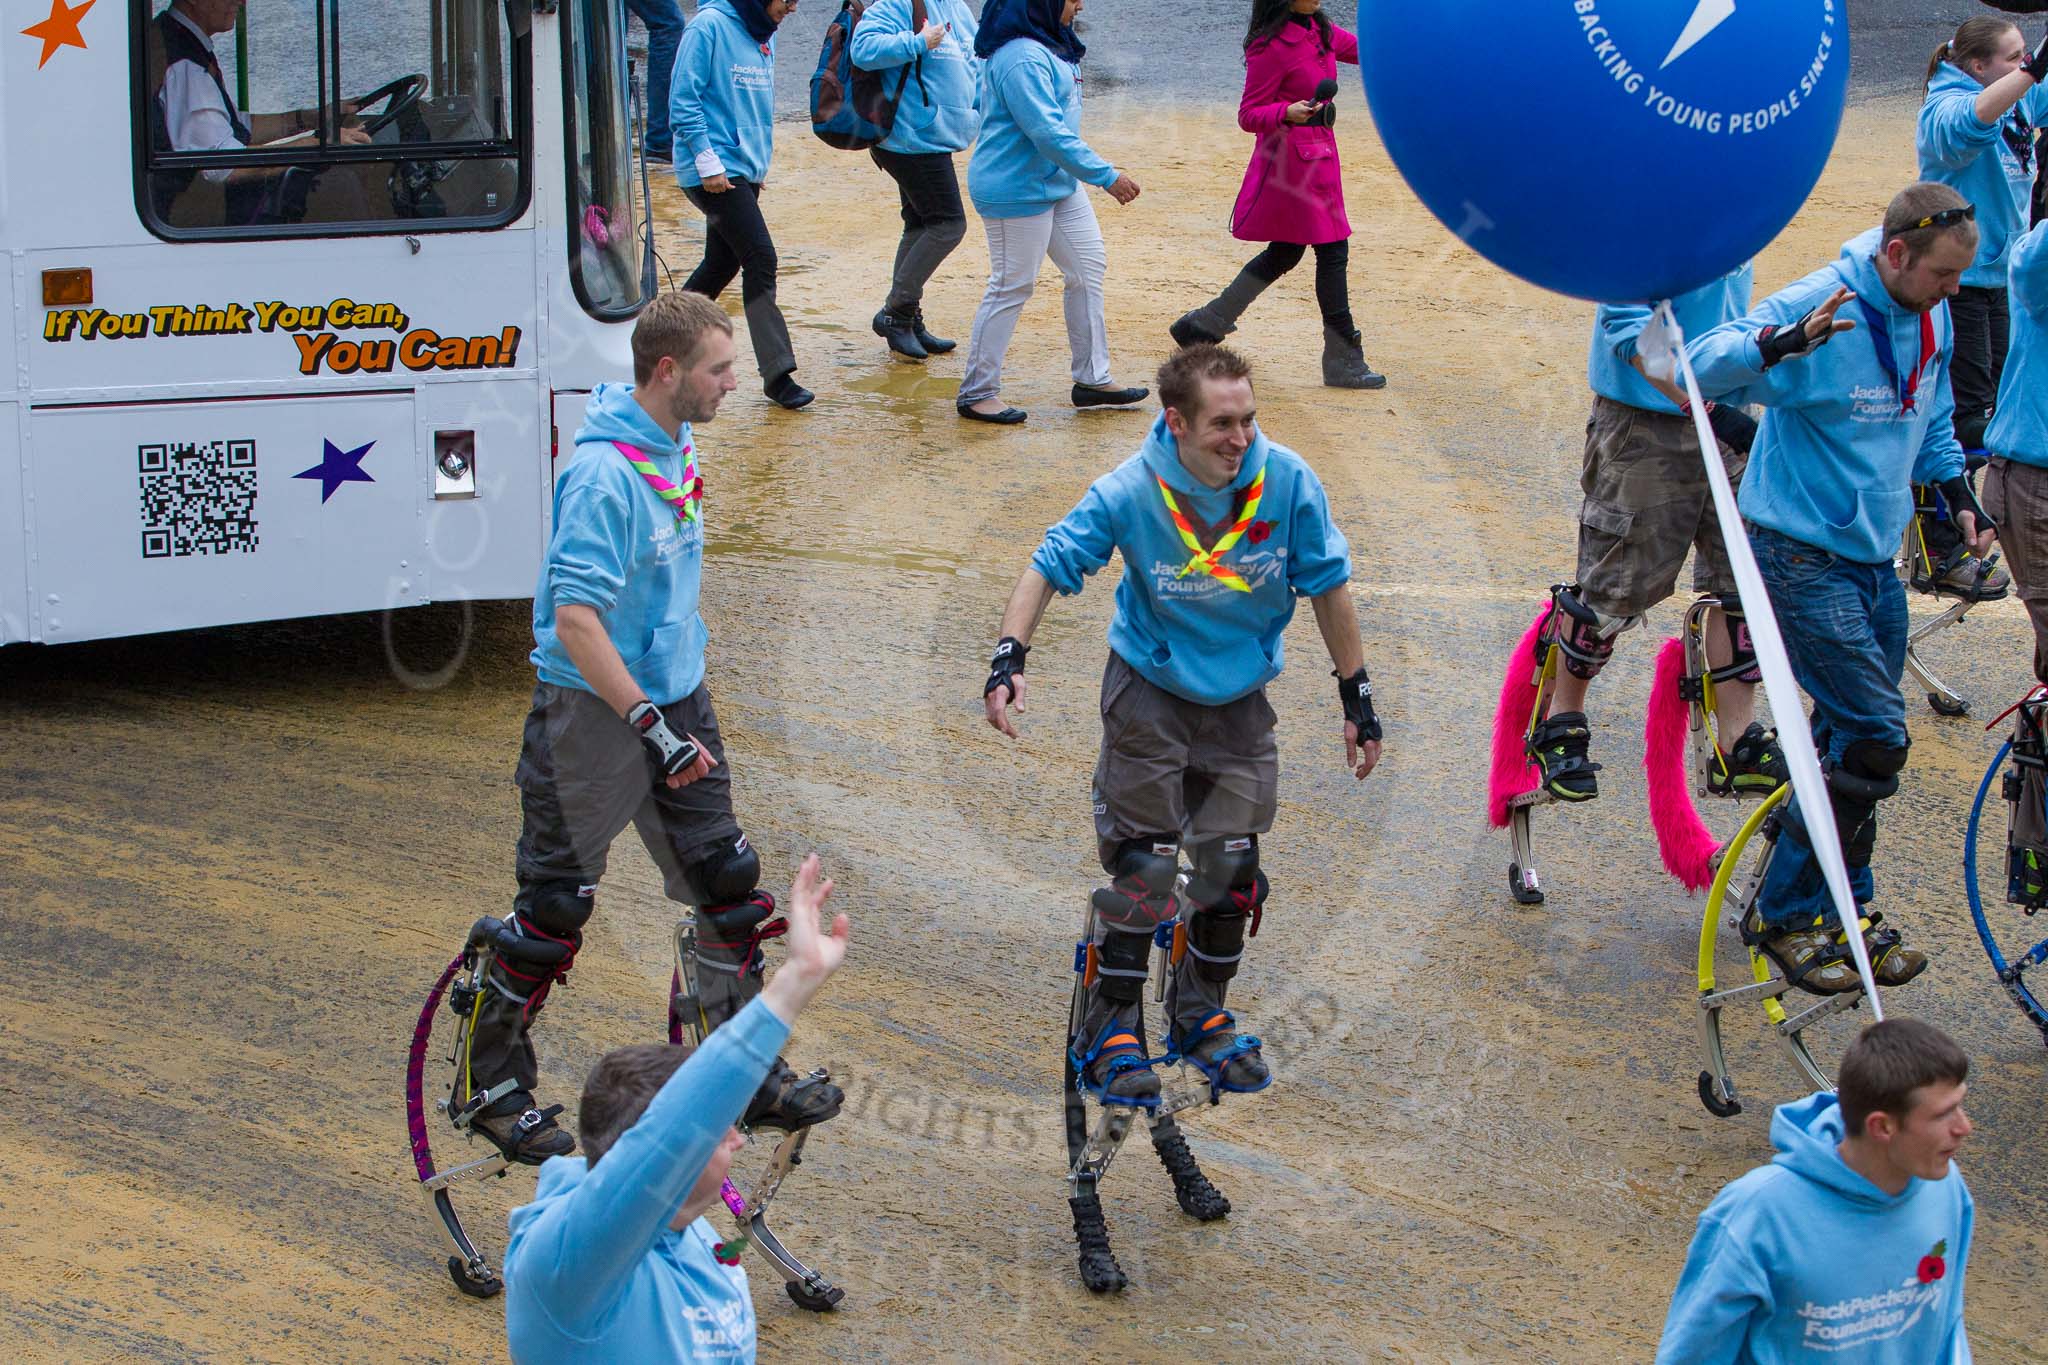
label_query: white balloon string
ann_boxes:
[1647,301,1884,1016]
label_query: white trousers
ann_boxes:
[959,190,1112,403]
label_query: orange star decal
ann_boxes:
[21,0,95,70]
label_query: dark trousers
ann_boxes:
[682,178,797,385]
[869,147,967,314]
[624,0,684,154]
[1917,284,2008,556]
[1949,284,2010,451]
[467,683,741,1112]
[1245,239,1353,331]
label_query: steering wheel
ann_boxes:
[347,73,428,138]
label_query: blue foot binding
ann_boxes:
[1070,1020,1163,1110]
[1167,1010,1272,1103]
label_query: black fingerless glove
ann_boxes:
[984,637,1029,698]
[628,700,702,782]
[1757,310,1829,369]
[2028,28,2048,81]
[1334,667,1383,743]
[1706,401,1759,455]
[1938,474,1996,536]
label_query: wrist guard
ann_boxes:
[984,637,1029,698]
[1938,475,1995,537]
[1757,310,1828,369]
[1334,667,1383,743]
[1706,401,1759,455]
[628,700,702,780]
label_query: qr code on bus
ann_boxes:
[138,440,259,558]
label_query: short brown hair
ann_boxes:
[632,291,733,386]
[578,1041,694,1167]
[1157,343,1253,420]
[1836,1018,1969,1137]
[1882,182,1978,261]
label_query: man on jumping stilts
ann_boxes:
[1527,264,1789,806]
[452,291,842,1163]
[982,342,1382,1275]
[1687,182,1994,995]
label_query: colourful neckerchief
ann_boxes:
[614,440,702,524]
[1155,468,1266,593]
[1854,298,1937,415]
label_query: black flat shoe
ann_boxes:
[1072,383,1149,409]
[958,402,1027,425]
[766,374,815,409]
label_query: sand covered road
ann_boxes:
[2,96,2045,1361]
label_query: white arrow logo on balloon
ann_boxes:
[1661,0,1735,69]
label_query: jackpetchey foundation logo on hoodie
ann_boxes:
[1795,1240,1953,1353]
[1569,0,1839,136]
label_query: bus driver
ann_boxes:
[147,0,369,226]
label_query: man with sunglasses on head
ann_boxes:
[1684,183,1995,998]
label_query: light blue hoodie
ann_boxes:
[1987,220,2048,466]
[530,384,708,706]
[1687,228,1967,564]
[1656,1091,1973,1365]
[849,0,982,156]
[1031,413,1351,706]
[967,39,1116,218]
[1917,64,2048,289]
[503,998,790,1365]
[1590,265,1754,414]
[671,0,777,188]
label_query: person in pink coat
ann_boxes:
[1170,0,1383,389]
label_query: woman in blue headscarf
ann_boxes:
[956,0,1147,424]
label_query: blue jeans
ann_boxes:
[626,0,684,155]
[1747,524,1909,929]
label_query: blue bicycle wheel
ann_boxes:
[1963,741,2048,1041]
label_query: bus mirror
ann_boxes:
[42,269,92,308]
[435,431,478,500]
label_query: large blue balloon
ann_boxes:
[1359,0,1847,304]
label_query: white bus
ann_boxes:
[2,0,655,645]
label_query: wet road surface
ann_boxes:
[3,54,2047,1365]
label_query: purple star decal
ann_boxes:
[294,438,377,503]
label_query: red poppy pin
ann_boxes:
[1247,520,1273,544]
[1916,1239,1948,1284]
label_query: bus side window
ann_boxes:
[134,0,530,240]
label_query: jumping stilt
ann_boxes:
[671,914,845,1312]
[1693,784,1868,1117]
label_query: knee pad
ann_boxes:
[1717,598,1763,686]
[1543,585,1634,681]
[1091,836,1180,930]
[687,833,761,907]
[1827,740,1909,867]
[1092,924,1154,1004]
[696,889,783,977]
[1184,837,1269,983]
[484,880,594,1012]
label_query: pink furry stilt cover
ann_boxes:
[1645,636,1719,893]
[1488,606,1549,828]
